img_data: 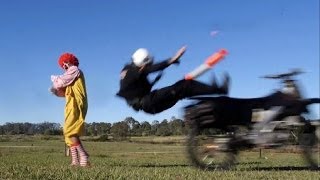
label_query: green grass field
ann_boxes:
[0,136,319,180]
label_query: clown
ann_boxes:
[50,53,89,167]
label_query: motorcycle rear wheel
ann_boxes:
[299,127,319,169]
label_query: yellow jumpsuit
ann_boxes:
[63,71,88,146]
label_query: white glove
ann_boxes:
[51,75,57,82]
[49,87,56,94]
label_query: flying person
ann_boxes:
[117,46,229,114]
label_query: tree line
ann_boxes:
[0,116,188,138]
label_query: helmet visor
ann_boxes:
[143,56,153,65]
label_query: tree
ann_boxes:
[85,123,94,136]
[151,120,160,135]
[0,122,62,135]
[110,121,129,140]
[156,119,171,136]
[169,117,186,135]
[97,122,111,135]
[124,117,141,136]
[23,122,34,135]
[140,121,152,136]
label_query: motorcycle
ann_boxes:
[184,69,320,170]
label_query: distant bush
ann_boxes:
[96,134,109,141]
[0,136,10,142]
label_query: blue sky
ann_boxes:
[0,0,319,125]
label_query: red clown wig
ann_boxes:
[58,53,79,69]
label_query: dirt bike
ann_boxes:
[184,69,320,170]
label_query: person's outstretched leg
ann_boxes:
[141,74,230,114]
[169,73,230,98]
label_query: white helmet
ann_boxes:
[132,48,153,67]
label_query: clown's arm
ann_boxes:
[51,66,80,89]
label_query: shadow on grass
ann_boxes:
[109,164,191,168]
[98,160,319,171]
[135,164,190,168]
[113,162,262,169]
[235,161,261,165]
[133,162,320,171]
[242,166,320,171]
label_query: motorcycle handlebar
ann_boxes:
[261,69,304,80]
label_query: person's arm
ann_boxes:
[51,66,80,89]
[168,45,186,64]
[142,46,187,73]
[142,59,171,73]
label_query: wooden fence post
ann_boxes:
[259,148,262,159]
[65,144,70,156]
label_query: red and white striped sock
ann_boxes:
[76,144,89,167]
[70,145,79,166]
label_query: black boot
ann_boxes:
[210,73,219,90]
[212,73,230,95]
[219,73,230,95]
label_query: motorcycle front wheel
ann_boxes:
[186,124,239,170]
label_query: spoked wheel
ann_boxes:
[299,124,319,169]
[187,124,238,170]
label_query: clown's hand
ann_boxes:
[49,87,57,94]
[51,75,57,82]
[49,87,66,97]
